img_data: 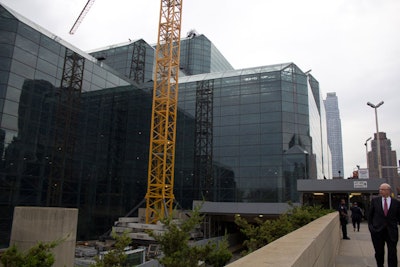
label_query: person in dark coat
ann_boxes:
[350,202,363,231]
[338,198,350,239]
[368,183,400,267]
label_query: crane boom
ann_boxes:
[69,0,96,34]
[145,0,183,224]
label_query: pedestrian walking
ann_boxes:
[338,198,350,240]
[350,202,363,232]
[368,183,400,267]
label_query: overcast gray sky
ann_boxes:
[1,0,400,178]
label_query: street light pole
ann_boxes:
[367,101,384,178]
[365,137,372,170]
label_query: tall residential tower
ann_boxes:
[324,93,344,178]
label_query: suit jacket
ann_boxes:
[368,196,400,242]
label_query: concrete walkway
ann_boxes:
[335,221,400,267]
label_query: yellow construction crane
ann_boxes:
[70,0,183,224]
[145,0,183,224]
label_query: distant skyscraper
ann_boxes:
[368,132,399,178]
[324,93,344,178]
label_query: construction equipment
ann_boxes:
[69,0,96,34]
[69,0,183,224]
[47,49,85,206]
[145,0,183,224]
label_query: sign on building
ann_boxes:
[354,181,367,189]
[358,168,369,179]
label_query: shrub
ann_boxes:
[235,204,333,254]
[90,230,131,267]
[149,206,232,267]
[0,239,62,267]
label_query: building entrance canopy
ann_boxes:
[297,178,399,211]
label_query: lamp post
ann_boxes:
[364,137,372,170]
[367,101,384,178]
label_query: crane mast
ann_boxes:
[69,0,183,225]
[145,0,183,224]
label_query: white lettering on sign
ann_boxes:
[354,181,367,188]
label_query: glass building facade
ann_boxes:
[0,3,331,247]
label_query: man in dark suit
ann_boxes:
[338,198,350,239]
[368,183,400,267]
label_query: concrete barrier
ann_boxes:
[9,206,78,267]
[226,212,340,267]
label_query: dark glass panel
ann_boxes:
[260,133,282,145]
[0,10,17,31]
[34,70,55,84]
[219,115,238,126]
[260,91,281,102]
[240,103,260,114]
[15,34,39,55]
[220,94,239,106]
[0,43,14,58]
[260,101,281,112]
[282,101,294,112]
[40,35,61,55]
[282,122,296,133]
[220,86,240,97]
[5,86,21,103]
[3,99,18,116]
[1,113,18,130]
[239,134,260,145]
[8,73,25,90]
[260,123,280,134]
[240,94,259,105]
[239,167,260,177]
[10,60,34,79]
[18,23,40,43]
[239,113,260,125]
[13,46,37,68]
[36,57,57,77]
[219,105,237,116]
[297,103,309,115]
[297,93,308,105]
[0,31,16,44]
[260,111,281,123]
[38,46,59,65]
[214,125,240,137]
[239,123,259,135]
[0,71,8,84]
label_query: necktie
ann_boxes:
[384,198,388,216]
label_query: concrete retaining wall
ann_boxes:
[9,206,78,267]
[226,212,340,267]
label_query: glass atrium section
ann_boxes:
[90,34,234,79]
[89,39,155,84]
[180,33,234,75]
[176,63,324,204]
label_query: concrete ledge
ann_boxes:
[226,212,340,267]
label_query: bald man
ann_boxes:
[368,183,400,267]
